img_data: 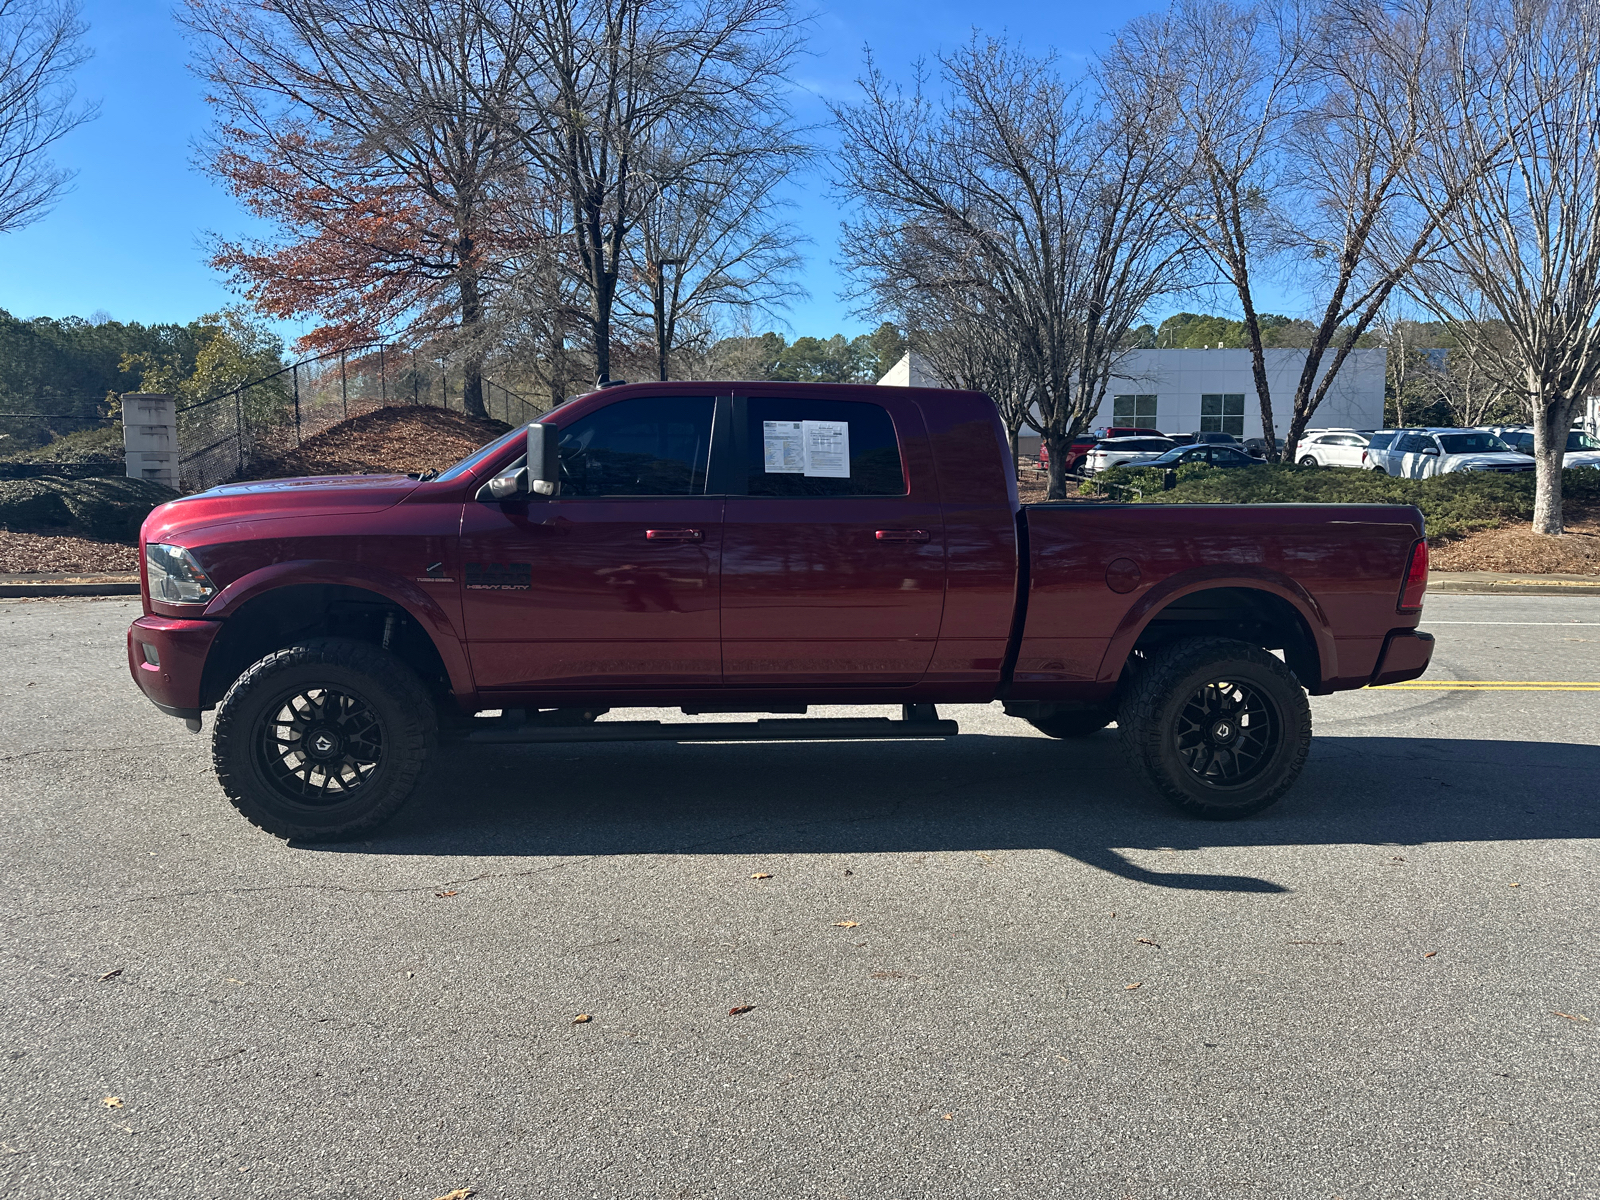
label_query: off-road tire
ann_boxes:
[1028,707,1115,739]
[1116,636,1311,820]
[213,638,436,841]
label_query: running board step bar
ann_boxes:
[462,715,958,745]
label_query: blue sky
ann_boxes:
[0,0,1205,343]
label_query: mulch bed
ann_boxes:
[1430,505,1600,574]
[253,406,512,479]
[0,530,139,575]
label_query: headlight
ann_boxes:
[145,543,217,605]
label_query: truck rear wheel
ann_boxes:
[212,638,437,842]
[1116,637,1310,820]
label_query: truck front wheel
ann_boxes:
[1116,637,1311,819]
[212,638,437,841]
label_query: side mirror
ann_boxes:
[1421,446,1440,456]
[485,465,528,499]
[527,421,560,496]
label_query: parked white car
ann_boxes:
[1360,430,1403,472]
[1082,436,1176,476]
[1296,429,1372,468]
[1483,425,1600,470]
[1382,428,1535,478]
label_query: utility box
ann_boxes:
[122,393,177,490]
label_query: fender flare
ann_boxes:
[201,559,476,698]
[1094,565,1336,689]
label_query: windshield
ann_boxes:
[1437,432,1512,455]
[434,426,528,482]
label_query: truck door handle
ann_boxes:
[645,528,703,541]
[876,529,930,543]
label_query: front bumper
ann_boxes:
[1370,629,1434,686]
[127,615,223,719]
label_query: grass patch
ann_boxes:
[1086,462,1600,542]
[0,476,178,543]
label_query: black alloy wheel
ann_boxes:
[1117,636,1311,819]
[1171,678,1278,788]
[213,638,436,841]
[257,685,385,803]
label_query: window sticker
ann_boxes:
[801,419,850,477]
[763,420,804,473]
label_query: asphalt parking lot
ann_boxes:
[2,594,1597,1200]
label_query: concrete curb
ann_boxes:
[1430,572,1600,597]
[0,574,140,598]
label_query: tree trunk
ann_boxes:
[1532,401,1569,535]
[1008,424,1020,479]
[1240,287,1279,461]
[1044,431,1070,500]
[457,265,488,419]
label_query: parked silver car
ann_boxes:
[1482,425,1600,470]
[1379,428,1534,478]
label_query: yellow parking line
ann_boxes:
[1375,681,1600,691]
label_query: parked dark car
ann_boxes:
[1243,436,1283,459]
[1189,431,1242,445]
[1139,443,1263,470]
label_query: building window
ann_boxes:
[1113,394,1158,424]
[1200,393,1245,436]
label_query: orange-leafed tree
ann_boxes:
[185,0,529,419]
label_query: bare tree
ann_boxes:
[1102,0,1304,455]
[487,0,806,385]
[910,300,1036,472]
[1402,0,1600,534]
[620,156,804,380]
[835,37,1189,499]
[1271,0,1474,459]
[186,0,530,418]
[0,0,95,233]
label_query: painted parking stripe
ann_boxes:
[1375,681,1600,691]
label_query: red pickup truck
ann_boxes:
[128,382,1433,840]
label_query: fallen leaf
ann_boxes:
[102,1097,123,1109]
[1553,1011,1591,1022]
[833,921,861,928]
[435,890,458,898]
[750,873,772,880]
[1509,882,1521,888]
[1125,983,1142,991]
[434,1190,476,1200]
[728,1005,755,1016]
[842,869,853,876]
[98,968,122,982]
[942,1113,952,1120]
[1423,951,1438,959]
[1136,938,1160,949]
[572,1014,591,1024]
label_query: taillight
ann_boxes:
[1361,450,1369,464]
[1398,539,1428,611]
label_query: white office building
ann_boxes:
[880,347,1388,448]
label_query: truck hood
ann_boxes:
[142,473,421,544]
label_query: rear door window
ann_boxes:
[1367,432,1396,450]
[743,396,906,496]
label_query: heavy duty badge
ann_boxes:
[464,561,532,590]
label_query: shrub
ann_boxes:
[0,476,179,542]
[1086,462,1600,542]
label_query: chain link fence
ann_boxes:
[176,345,544,492]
